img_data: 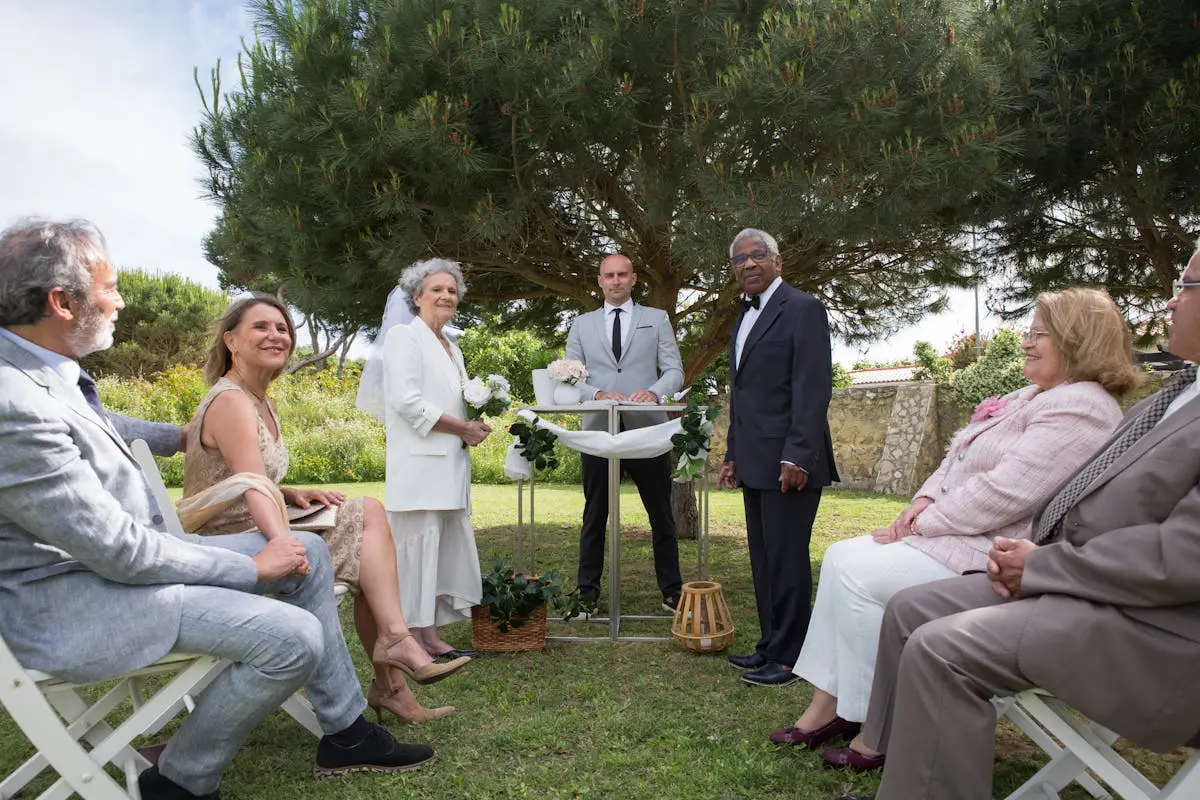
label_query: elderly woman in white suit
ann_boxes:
[382,258,491,660]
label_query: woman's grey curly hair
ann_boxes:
[398,258,466,313]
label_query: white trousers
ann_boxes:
[792,535,956,721]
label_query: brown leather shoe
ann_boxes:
[820,744,886,772]
[768,716,860,748]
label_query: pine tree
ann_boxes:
[194,0,1026,378]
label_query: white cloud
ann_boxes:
[0,0,248,287]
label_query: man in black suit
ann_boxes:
[718,228,839,687]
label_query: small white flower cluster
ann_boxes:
[547,358,588,385]
[463,374,512,418]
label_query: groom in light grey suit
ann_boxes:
[565,254,684,611]
[0,219,432,800]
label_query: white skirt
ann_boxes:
[387,509,482,629]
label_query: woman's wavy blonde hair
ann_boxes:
[1036,287,1142,397]
[202,294,297,386]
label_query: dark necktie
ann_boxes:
[741,294,761,312]
[77,370,107,420]
[1034,364,1198,543]
[611,307,623,361]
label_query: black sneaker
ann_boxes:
[314,723,436,777]
[661,594,680,614]
[138,766,220,800]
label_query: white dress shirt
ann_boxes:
[603,299,635,355]
[734,275,783,369]
[0,328,97,421]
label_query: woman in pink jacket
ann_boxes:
[770,288,1141,767]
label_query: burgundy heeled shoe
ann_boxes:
[820,744,886,772]
[768,716,861,748]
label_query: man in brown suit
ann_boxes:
[833,248,1200,800]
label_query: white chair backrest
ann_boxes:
[132,439,186,535]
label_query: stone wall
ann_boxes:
[826,385,897,489]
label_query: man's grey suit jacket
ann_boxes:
[0,336,258,683]
[1013,386,1200,751]
[565,303,683,432]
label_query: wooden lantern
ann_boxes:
[671,581,735,653]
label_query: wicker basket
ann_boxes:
[471,603,548,653]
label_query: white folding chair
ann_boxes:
[998,690,1200,800]
[0,638,228,800]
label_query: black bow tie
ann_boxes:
[741,294,761,312]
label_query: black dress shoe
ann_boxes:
[138,766,219,800]
[741,661,800,687]
[314,722,436,777]
[434,648,478,661]
[727,651,767,670]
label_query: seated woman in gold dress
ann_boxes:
[181,294,466,724]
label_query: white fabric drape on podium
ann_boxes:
[504,407,687,481]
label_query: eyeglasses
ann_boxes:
[1173,278,1200,296]
[1020,328,1049,346]
[730,249,776,269]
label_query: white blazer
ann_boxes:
[382,317,471,512]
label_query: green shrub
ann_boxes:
[458,325,558,403]
[950,329,1030,407]
[96,368,582,486]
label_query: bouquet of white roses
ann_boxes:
[546,358,588,386]
[463,374,512,419]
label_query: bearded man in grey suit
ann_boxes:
[565,254,684,613]
[0,219,432,800]
[835,246,1200,800]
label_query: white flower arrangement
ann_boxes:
[547,358,588,386]
[463,374,512,419]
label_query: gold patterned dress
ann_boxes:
[182,378,365,593]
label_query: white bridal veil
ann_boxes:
[355,284,414,422]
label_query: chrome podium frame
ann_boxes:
[513,402,710,643]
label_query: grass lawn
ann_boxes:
[0,485,1185,799]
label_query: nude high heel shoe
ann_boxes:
[365,680,456,725]
[372,632,470,685]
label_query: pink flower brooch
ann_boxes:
[971,395,1009,423]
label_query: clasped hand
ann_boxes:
[987,537,1037,600]
[595,389,658,403]
[460,419,492,446]
[253,533,311,581]
[871,496,933,544]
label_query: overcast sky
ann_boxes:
[0,0,1006,366]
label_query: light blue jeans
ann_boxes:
[156,531,365,794]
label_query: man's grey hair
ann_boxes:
[729,228,780,259]
[398,257,467,313]
[0,218,107,326]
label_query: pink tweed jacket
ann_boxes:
[904,381,1122,575]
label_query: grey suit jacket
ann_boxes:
[110,413,183,457]
[1014,387,1200,750]
[0,336,258,682]
[565,304,683,431]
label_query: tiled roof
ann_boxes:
[848,365,919,385]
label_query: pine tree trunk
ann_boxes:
[670,454,699,541]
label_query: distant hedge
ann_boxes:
[98,366,580,487]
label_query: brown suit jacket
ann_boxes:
[1017,387,1200,751]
